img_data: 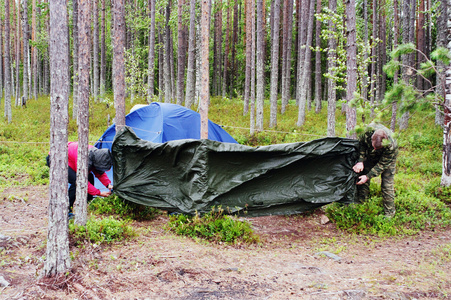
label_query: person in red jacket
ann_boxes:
[47,142,113,213]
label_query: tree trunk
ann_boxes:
[442,0,451,186]
[269,0,280,127]
[113,0,126,128]
[256,0,264,132]
[15,1,20,107]
[327,0,337,136]
[92,0,99,101]
[390,0,399,131]
[100,0,106,96]
[74,0,91,226]
[378,2,386,103]
[72,0,79,119]
[400,0,414,130]
[32,0,37,99]
[296,0,314,127]
[345,0,357,138]
[369,0,377,117]
[416,0,425,91]
[250,0,256,134]
[176,0,187,105]
[185,0,196,108]
[22,0,29,105]
[222,3,231,99]
[147,0,156,102]
[0,19,3,104]
[164,2,171,103]
[230,1,238,96]
[281,0,293,114]
[44,0,71,276]
[313,0,321,114]
[158,27,164,102]
[200,0,210,139]
[244,0,253,115]
[4,0,12,122]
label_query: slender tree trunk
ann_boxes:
[164,2,171,103]
[176,0,186,105]
[100,0,106,96]
[22,0,29,105]
[0,19,3,104]
[250,0,256,134]
[256,0,264,132]
[15,1,20,107]
[269,0,280,127]
[158,27,164,102]
[400,0,413,130]
[370,0,377,117]
[436,0,447,125]
[442,0,451,186]
[222,3,231,99]
[147,0,156,102]
[200,0,210,139]
[230,1,238,96]
[390,0,399,131]
[72,0,79,118]
[32,0,37,99]
[296,0,314,127]
[314,0,322,114]
[281,0,293,114]
[416,0,425,91]
[185,0,196,108]
[327,0,337,136]
[113,0,126,128]
[378,2,386,102]
[244,0,253,115]
[44,0,70,276]
[4,0,12,122]
[92,0,99,101]
[345,0,357,137]
[74,0,91,226]
[362,0,368,104]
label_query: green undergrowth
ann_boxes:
[69,216,137,246]
[89,194,160,221]
[167,207,260,245]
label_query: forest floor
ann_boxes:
[1,185,451,300]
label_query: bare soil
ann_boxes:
[1,185,451,300]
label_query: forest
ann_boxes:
[1,0,451,291]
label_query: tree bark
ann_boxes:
[314,0,321,113]
[244,0,253,115]
[0,19,3,104]
[4,0,12,122]
[222,3,231,99]
[44,0,71,276]
[345,0,357,138]
[147,0,156,102]
[250,0,256,134]
[73,0,91,226]
[281,0,294,114]
[269,0,280,127]
[442,0,451,186]
[185,0,196,108]
[296,0,314,127]
[113,0,126,128]
[327,0,337,136]
[176,0,187,105]
[164,2,171,103]
[22,0,29,105]
[92,0,99,101]
[100,0,106,96]
[256,0,264,132]
[200,0,210,139]
[72,0,79,119]
[390,0,399,131]
[32,0,37,99]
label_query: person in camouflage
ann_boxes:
[353,123,398,217]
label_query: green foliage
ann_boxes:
[325,191,451,236]
[69,216,137,245]
[167,207,260,245]
[89,194,160,221]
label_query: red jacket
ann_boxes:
[68,142,111,196]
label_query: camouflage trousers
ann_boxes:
[356,159,396,217]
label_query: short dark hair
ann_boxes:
[371,129,388,149]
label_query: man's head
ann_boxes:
[89,148,113,172]
[371,129,388,150]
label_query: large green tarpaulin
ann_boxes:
[112,127,360,216]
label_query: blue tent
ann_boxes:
[94,102,237,191]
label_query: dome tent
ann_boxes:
[94,102,237,191]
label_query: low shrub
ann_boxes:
[167,207,260,244]
[89,194,160,221]
[69,216,137,245]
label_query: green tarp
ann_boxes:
[112,127,360,217]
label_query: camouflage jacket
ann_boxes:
[358,123,398,179]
